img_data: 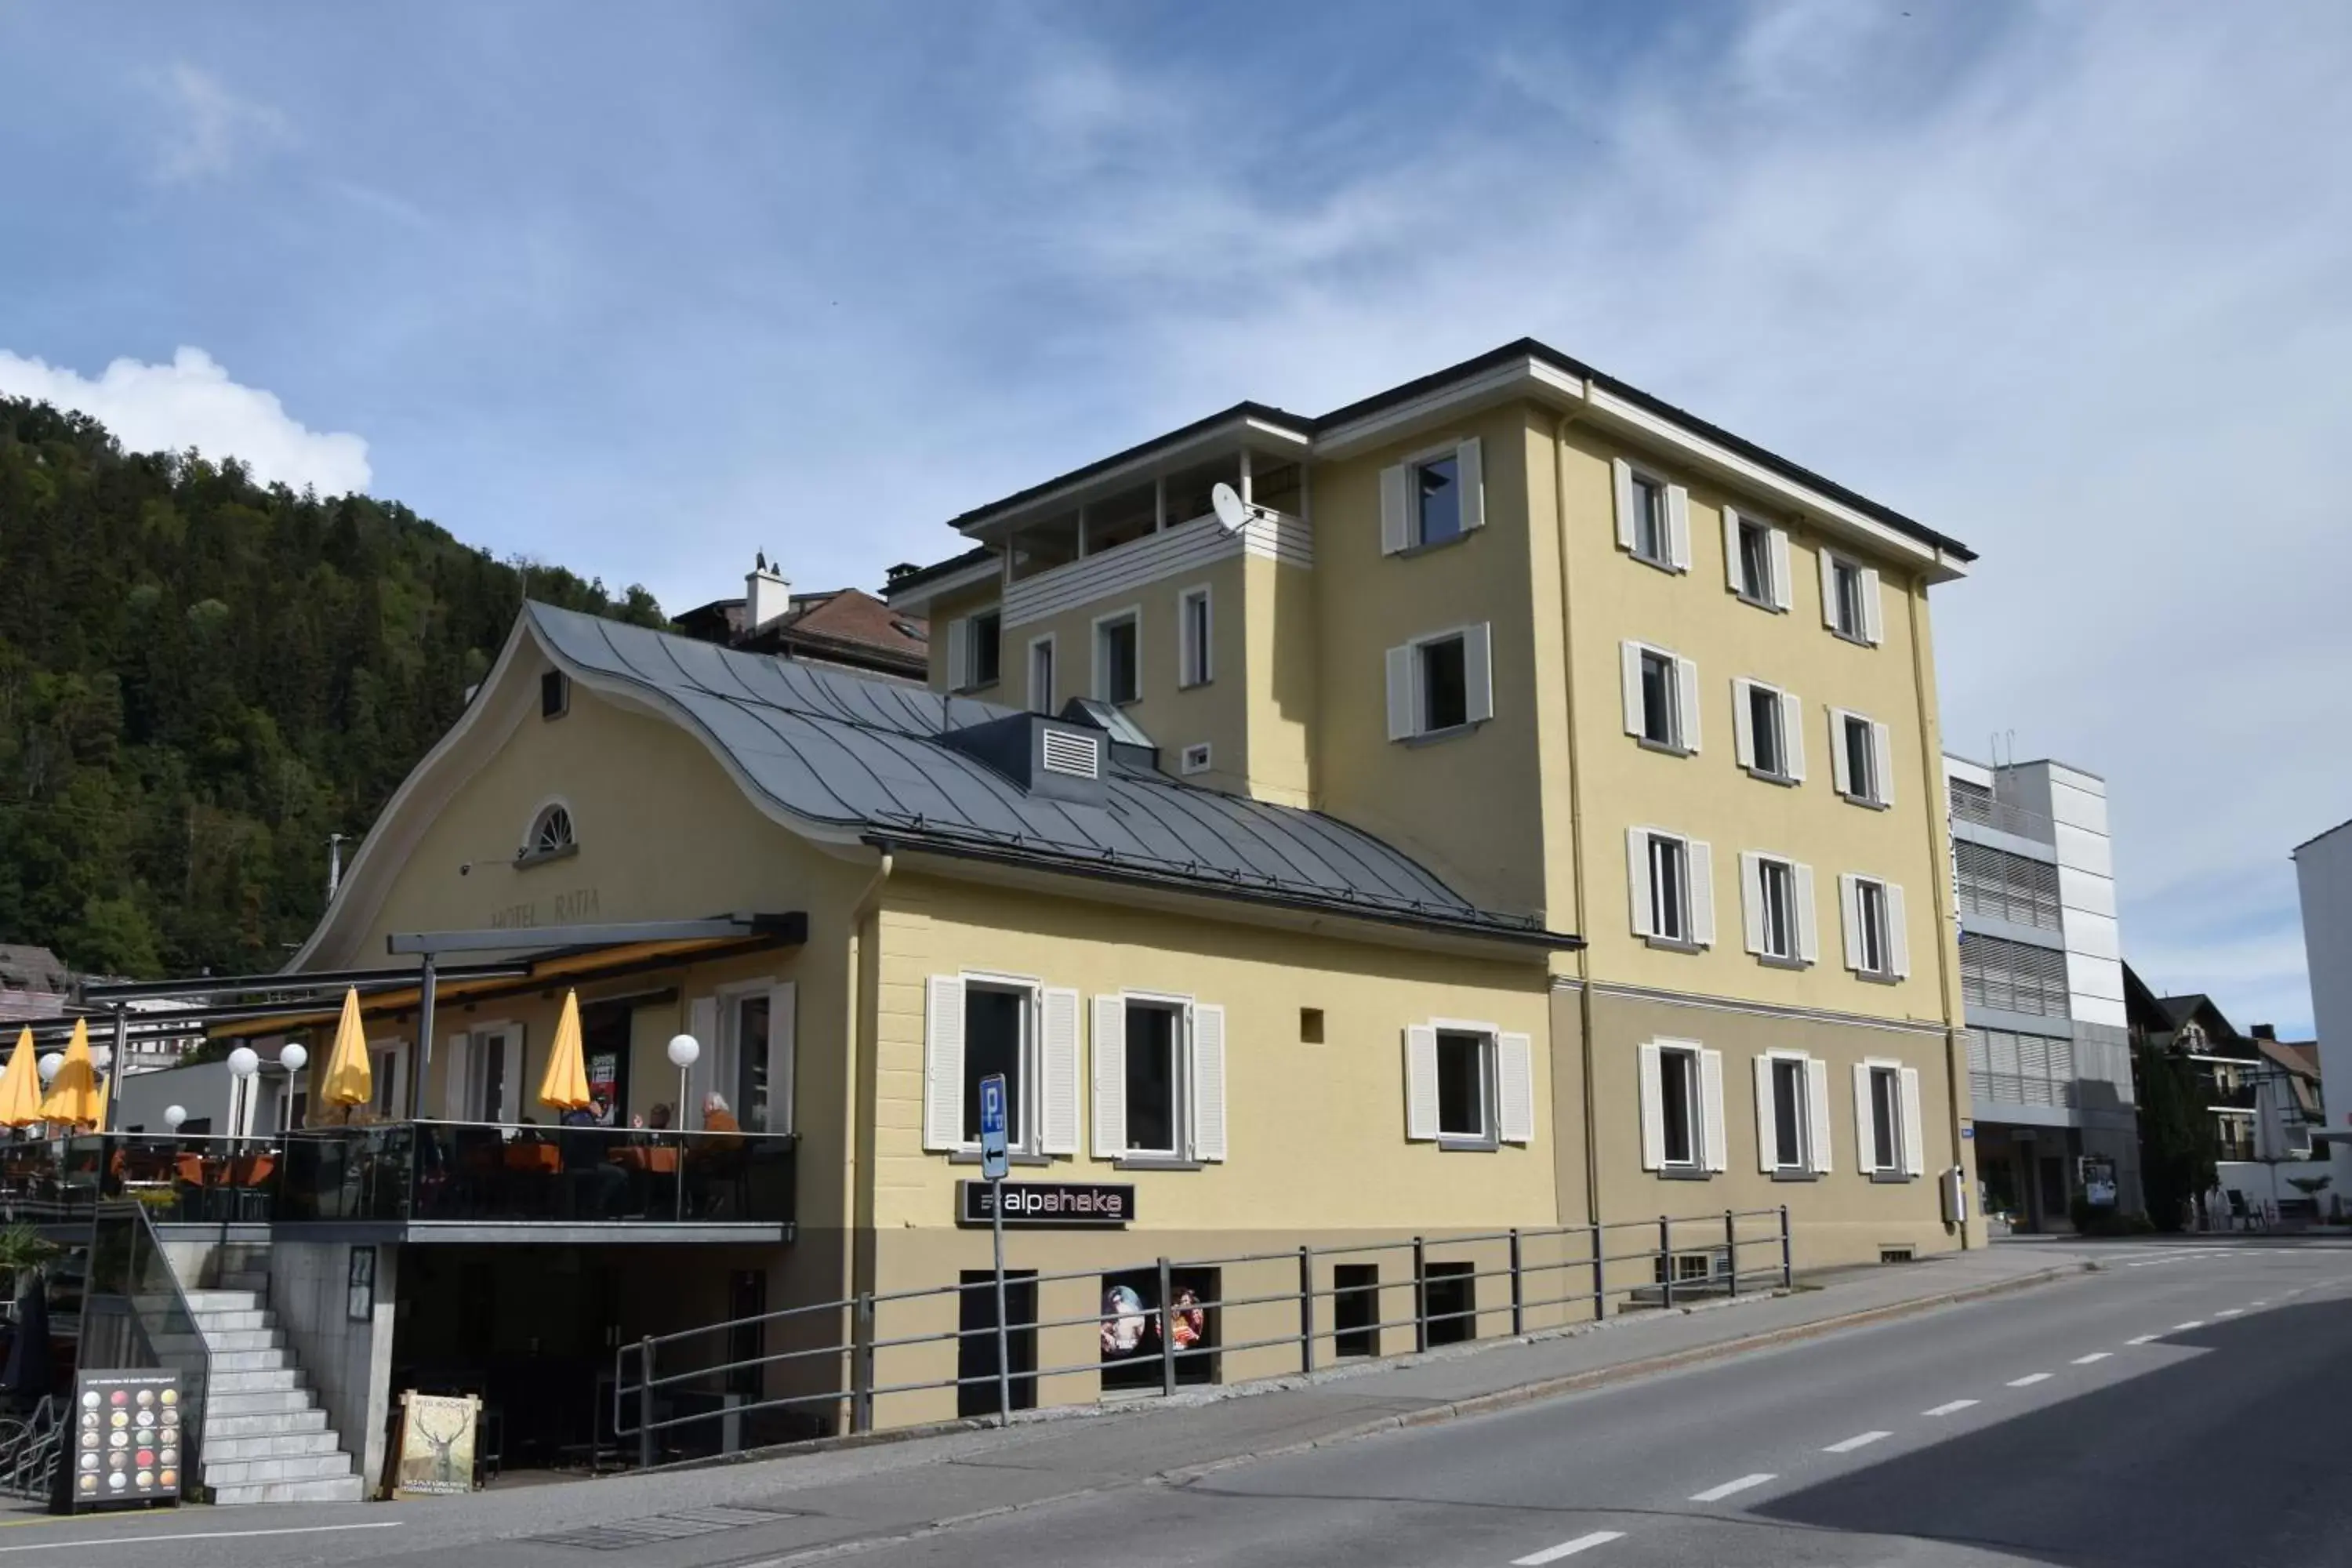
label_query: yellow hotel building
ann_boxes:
[135,339,1977,1488]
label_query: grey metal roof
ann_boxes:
[527,603,1568,946]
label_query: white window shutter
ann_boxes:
[1628,828,1655,938]
[1839,875,1865,971]
[1900,1065,1926,1177]
[1806,1056,1834,1173]
[1497,1033,1534,1144]
[445,1033,470,1121]
[1189,1004,1227,1161]
[1612,458,1637,551]
[1091,996,1126,1159]
[767,982,797,1135]
[1829,708,1853,794]
[1457,437,1485,532]
[1853,1062,1875,1169]
[1463,622,1494,723]
[1699,1048,1727,1173]
[1621,642,1646,737]
[1675,657,1702,752]
[1665,484,1692,572]
[1740,852,1766,955]
[1819,550,1840,630]
[1871,721,1895,806]
[686,998,717,1123]
[1637,1041,1664,1171]
[1753,1054,1776,1173]
[1781,691,1806,782]
[1795,862,1820,964]
[1404,1025,1439,1141]
[1380,464,1410,554]
[1732,678,1756,769]
[1860,567,1885,644]
[1769,528,1793,612]
[922,976,965,1151]
[1886,883,1911,978]
[1722,506,1744,593]
[1039,986,1081,1155]
[1385,644,1416,741]
[946,617,970,691]
[1687,839,1716,947]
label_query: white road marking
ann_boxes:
[2007,1374,2053,1387]
[2125,1334,2159,1345]
[1690,1473,1777,1504]
[1823,1431,1893,1454]
[2215,1308,2244,1318]
[0,1523,401,1555]
[2251,1301,2270,1308]
[1513,1531,1627,1564]
[2071,1352,2111,1365]
[1923,1399,1979,1417]
[2172,1320,2205,1331]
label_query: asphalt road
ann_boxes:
[9,1241,2347,1568]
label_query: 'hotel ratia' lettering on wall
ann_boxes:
[489,887,601,930]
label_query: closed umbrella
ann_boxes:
[37,1019,100,1128]
[318,987,374,1114]
[537,990,593,1113]
[0,1029,41,1128]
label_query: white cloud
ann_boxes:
[150,62,288,182]
[0,347,371,493]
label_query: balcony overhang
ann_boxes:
[265,1220,793,1247]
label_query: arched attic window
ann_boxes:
[518,801,577,866]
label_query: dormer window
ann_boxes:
[520,802,577,866]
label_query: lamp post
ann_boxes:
[666,1034,700,1128]
[278,1043,310,1131]
[227,1047,260,1143]
[163,1105,187,1133]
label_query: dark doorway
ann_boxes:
[1333,1264,1380,1358]
[582,1002,632,1125]
[2039,1156,2068,1223]
[1425,1261,1475,1346]
[726,1270,765,1399]
[957,1269,1036,1417]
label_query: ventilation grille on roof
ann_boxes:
[1040,729,1102,780]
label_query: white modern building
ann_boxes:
[1944,755,2138,1229]
[2292,818,2352,1190]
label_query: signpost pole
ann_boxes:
[978,1073,1012,1428]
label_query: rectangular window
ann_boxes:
[969,610,1002,688]
[729,990,775,1134]
[1758,858,1795,960]
[1332,1264,1380,1357]
[1414,452,1462,546]
[1095,612,1140,705]
[540,670,569,720]
[1771,1058,1807,1170]
[962,984,1028,1147]
[1955,844,2063,932]
[1857,879,1888,975]
[1842,714,1877,802]
[1659,1046,1699,1167]
[1868,1065,1902,1171]
[1649,833,1690,943]
[1028,635,1055,714]
[1178,586,1212,688]
[1959,932,2071,1015]
[1832,558,1869,641]
[1737,519,1773,604]
[1435,1029,1490,1140]
[1629,473,1669,565]
[1421,634,1468,731]
[1640,650,1678,747]
[1748,683,1786,777]
[1123,1001,1181,1156]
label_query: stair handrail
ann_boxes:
[83,1200,212,1492]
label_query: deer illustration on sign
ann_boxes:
[393,1391,480,1497]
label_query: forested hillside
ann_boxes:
[0,397,664,979]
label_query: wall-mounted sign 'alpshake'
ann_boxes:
[958,1181,1135,1228]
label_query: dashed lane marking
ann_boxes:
[2215,1308,2244,1318]
[2125,1334,2159,1345]
[1823,1431,1893,1454]
[1690,1474,1777,1504]
[2172,1321,2206,1331]
[1923,1399,1979,1417]
[2071,1353,2111,1365]
[2006,1374,2053,1388]
[1512,1530,1628,1564]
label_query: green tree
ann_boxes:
[2135,1041,2219,1232]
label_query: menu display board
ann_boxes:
[67,1370,183,1512]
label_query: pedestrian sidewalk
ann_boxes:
[245,1239,2096,1566]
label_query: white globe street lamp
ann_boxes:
[666,1034,701,1131]
[36,1053,60,1084]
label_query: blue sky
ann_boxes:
[2,1,2347,1033]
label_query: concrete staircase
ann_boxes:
[156,1277,365,1505]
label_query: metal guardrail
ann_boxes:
[612,1207,1793,1468]
[80,1200,213,1490]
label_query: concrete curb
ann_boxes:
[1160,1260,2087,1484]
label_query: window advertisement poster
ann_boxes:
[389,1391,481,1498]
[64,1370,182,1512]
[2081,1156,2118,1209]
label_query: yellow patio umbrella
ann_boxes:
[0,1028,42,1127]
[537,989,593,1113]
[318,986,375,1112]
[38,1018,102,1128]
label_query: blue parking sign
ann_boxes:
[978,1073,1009,1180]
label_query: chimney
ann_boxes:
[746,552,792,634]
[2252,1023,2277,1041]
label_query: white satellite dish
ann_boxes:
[1210,481,1251,535]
